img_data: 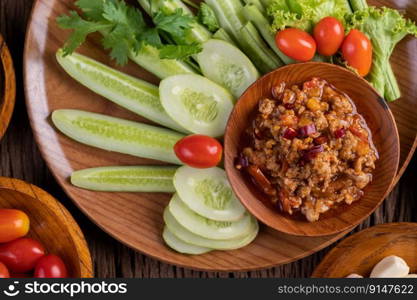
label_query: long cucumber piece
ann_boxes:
[242,4,294,65]
[56,50,186,133]
[238,22,283,73]
[71,166,177,192]
[52,109,184,164]
[213,28,237,46]
[128,45,196,79]
[205,0,246,43]
[243,0,265,13]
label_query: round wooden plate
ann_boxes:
[23,0,417,271]
[312,223,417,277]
[0,34,16,140]
[0,177,93,277]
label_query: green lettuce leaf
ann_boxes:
[346,7,417,101]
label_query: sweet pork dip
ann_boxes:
[236,78,379,222]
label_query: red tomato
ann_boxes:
[0,237,45,273]
[314,17,345,56]
[0,262,10,278]
[0,209,30,243]
[34,254,68,278]
[275,28,316,62]
[341,29,373,76]
[174,135,223,168]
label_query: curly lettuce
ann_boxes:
[267,0,352,32]
[346,7,417,101]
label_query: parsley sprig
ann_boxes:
[57,0,202,65]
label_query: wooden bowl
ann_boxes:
[0,177,93,277]
[0,34,16,140]
[312,223,417,277]
[225,62,400,237]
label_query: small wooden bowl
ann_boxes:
[312,223,417,277]
[0,177,93,277]
[0,34,16,140]
[224,62,400,237]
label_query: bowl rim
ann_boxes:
[0,176,94,278]
[224,62,400,237]
[0,34,16,140]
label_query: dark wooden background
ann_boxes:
[1,0,416,278]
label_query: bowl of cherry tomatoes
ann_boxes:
[0,177,93,278]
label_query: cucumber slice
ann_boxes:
[71,166,177,192]
[56,50,186,133]
[52,109,184,164]
[128,45,196,79]
[174,166,245,221]
[159,74,234,137]
[163,226,212,255]
[164,208,259,250]
[196,39,259,98]
[168,194,252,240]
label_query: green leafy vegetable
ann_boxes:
[346,6,417,101]
[268,0,352,32]
[198,3,220,32]
[57,0,201,65]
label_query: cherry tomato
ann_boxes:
[174,135,223,168]
[341,29,373,76]
[313,17,345,56]
[34,254,68,278]
[275,28,316,62]
[0,237,45,273]
[0,262,10,278]
[0,209,30,243]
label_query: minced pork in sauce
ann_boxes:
[236,78,378,222]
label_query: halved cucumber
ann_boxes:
[128,45,196,79]
[71,166,177,192]
[168,194,252,240]
[52,109,184,164]
[163,227,212,255]
[164,208,258,250]
[173,166,245,221]
[159,74,234,137]
[56,50,186,133]
[196,39,259,98]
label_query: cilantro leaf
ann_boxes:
[75,0,109,21]
[57,11,110,55]
[197,3,219,32]
[159,43,202,60]
[153,8,194,40]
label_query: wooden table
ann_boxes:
[1,0,416,278]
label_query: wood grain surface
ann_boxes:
[0,177,93,278]
[0,0,416,277]
[225,63,399,237]
[0,33,16,140]
[312,223,417,278]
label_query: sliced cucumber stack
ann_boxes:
[159,74,234,137]
[56,50,186,133]
[168,194,252,240]
[162,227,212,255]
[196,39,259,98]
[174,166,245,221]
[71,166,177,192]
[52,109,184,164]
[164,208,258,250]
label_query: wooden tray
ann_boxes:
[312,223,417,277]
[23,0,417,271]
[0,34,16,140]
[0,177,93,278]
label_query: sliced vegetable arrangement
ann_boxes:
[0,209,68,278]
[53,0,416,254]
